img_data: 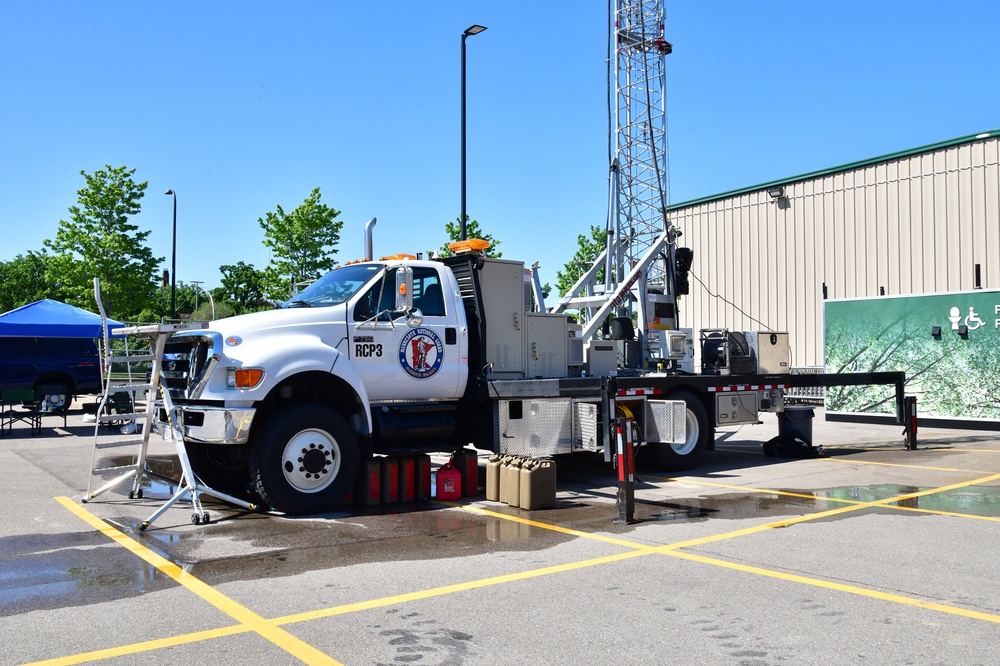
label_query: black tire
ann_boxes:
[185,442,252,496]
[643,389,710,471]
[34,374,74,409]
[249,403,359,515]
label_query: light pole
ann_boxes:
[191,280,203,313]
[192,281,215,320]
[461,24,487,241]
[164,189,177,321]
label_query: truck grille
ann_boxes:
[162,333,218,401]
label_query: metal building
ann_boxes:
[666,129,1000,368]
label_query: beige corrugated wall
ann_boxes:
[668,134,1000,367]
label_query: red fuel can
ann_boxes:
[398,456,416,502]
[415,454,432,500]
[380,457,400,504]
[436,461,462,500]
[355,458,381,506]
[453,448,480,497]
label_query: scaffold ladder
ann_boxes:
[84,280,256,529]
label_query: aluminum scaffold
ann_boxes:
[84,279,257,530]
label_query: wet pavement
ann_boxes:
[3,404,1000,664]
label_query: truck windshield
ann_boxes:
[282,263,386,308]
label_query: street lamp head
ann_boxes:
[164,189,175,196]
[464,24,487,37]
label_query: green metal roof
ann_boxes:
[666,129,1000,211]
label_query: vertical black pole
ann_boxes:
[460,33,468,241]
[165,189,178,322]
[904,396,918,450]
[171,194,177,321]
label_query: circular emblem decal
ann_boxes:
[399,327,444,379]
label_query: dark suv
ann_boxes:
[0,337,102,404]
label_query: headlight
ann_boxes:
[226,367,264,388]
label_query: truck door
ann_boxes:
[350,266,467,400]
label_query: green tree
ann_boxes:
[438,216,502,258]
[259,187,342,300]
[555,224,605,298]
[219,261,268,314]
[0,251,51,312]
[135,281,199,323]
[44,165,162,318]
[192,299,232,322]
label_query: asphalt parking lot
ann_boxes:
[3,403,1000,665]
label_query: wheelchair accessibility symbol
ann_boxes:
[950,306,985,331]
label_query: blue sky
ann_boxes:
[2,1,998,293]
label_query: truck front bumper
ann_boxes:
[158,405,256,445]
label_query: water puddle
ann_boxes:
[0,531,172,616]
[817,484,1000,516]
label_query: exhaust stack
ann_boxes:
[364,218,377,260]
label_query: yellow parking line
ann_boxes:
[665,549,1000,624]
[659,472,1000,549]
[647,476,864,503]
[272,547,654,626]
[53,497,340,666]
[823,458,992,473]
[654,472,1000,522]
[888,504,1000,521]
[879,473,1000,501]
[449,472,1000,555]
[450,502,650,550]
[659,502,869,551]
[25,626,250,666]
[46,468,1000,663]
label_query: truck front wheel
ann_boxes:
[250,403,359,515]
[643,390,710,471]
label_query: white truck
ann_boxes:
[159,233,907,515]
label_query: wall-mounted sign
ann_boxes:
[824,289,1000,423]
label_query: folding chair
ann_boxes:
[36,384,69,428]
[1,389,43,436]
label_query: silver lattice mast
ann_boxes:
[609,0,672,280]
[555,0,678,358]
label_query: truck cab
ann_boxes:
[160,255,471,514]
[346,260,468,401]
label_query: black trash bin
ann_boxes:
[778,406,815,444]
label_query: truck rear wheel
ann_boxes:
[643,390,710,471]
[250,403,359,515]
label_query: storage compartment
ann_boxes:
[573,400,600,452]
[715,391,759,426]
[585,340,618,376]
[497,398,574,456]
[478,258,527,378]
[744,331,790,374]
[526,313,569,378]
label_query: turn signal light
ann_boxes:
[227,367,264,388]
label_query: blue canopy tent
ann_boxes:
[0,299,123,337]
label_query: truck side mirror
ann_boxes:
[395,266,414,312]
